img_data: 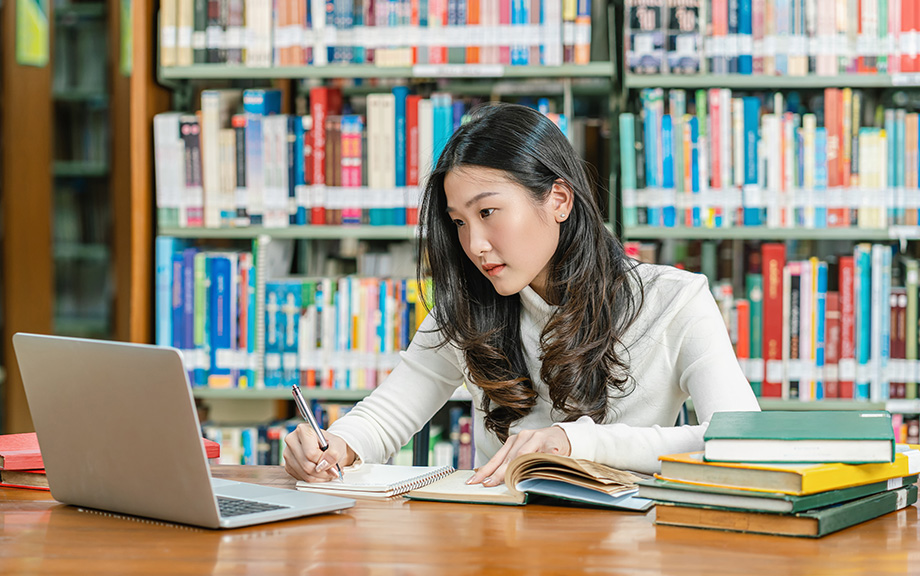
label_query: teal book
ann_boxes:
[745,273,763,396]
[703,410,896,464]
[654,484,917,538]
[637,474,918,513]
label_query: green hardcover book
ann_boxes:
[654,484,918,538]
[193,252,210,387]
[703,410,896,464]
[637,474,918,514]
[746,273,763,396]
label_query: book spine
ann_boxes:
[839,254,856,398]
[762,242,786,397]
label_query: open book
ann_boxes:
[406,453,654,511]
[295,464,455,498]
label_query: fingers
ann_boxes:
[282,423,342,482]
[467,427,572,487]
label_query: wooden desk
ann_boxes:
[2,465,919,575]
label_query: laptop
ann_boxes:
[12,333,355,529]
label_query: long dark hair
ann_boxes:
[418,102,644,442]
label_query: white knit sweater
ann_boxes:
[328,263,760,474]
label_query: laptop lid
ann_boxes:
[11,333,352,528]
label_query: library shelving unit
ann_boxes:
[1,0,132,433]
[52,1,115,339]
[152,35,617,464]
[619,67,920,428]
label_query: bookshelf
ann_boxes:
[619,0,920,443]
[0,0,136,433]
[149,2,618,464]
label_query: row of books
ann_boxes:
[155,86,572,229]
[627,0,920,76]
[156,236,433,390]
[640,411,919,537]
[202,403,473,469]
[620,87,920,229]
[160,0,597,68]
[711,242,920,402]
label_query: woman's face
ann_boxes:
[444,166,562,300]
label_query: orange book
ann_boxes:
[467,0,481,63]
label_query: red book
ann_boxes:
[761,243,786,398]
[825,291,841,398]
[406,95,421,225]
[499,0,511,65]
[824,88,847,227]
[839,255,856,399]
[0,432,221,470]
[308,87,344,225]
[0,433,45,470]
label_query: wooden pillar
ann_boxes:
[2,0,55,432]
[125,0,170,343]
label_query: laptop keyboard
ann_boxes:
[217,496,290,518]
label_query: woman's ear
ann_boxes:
[550,179,575,223]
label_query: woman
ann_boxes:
[284,102,759,485]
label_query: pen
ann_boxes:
[291,384,344,481]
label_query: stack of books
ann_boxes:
[639,411,920,537]
[0,432,222,491]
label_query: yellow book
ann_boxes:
[657,445,920,496]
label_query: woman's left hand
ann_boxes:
[467,426,572,487]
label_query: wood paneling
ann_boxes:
[2,0,54,432]
[126,0,169,343]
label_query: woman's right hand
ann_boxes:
[283,424,356,482]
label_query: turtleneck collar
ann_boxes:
[519,285,557,325]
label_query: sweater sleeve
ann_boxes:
[555,273,761,474]
[327,312,465,464]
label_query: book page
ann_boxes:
[406,470,526,504]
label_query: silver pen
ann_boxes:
[291,384,344,481]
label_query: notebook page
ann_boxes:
[295,464,455,497]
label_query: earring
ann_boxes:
[559,213,566,220]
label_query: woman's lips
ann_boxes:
[483,264,505,277]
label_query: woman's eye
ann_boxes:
[452,219,465,227]
[480,208,494,218]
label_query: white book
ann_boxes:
[200,89,242,228]
[153,112,185,229]
[176,0,194,65]
[218,128,237,228]
[719,89,732,225]
[418,99,435,187]
[799,258,814,400]
[803,114,817,228]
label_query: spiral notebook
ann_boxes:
[295,464,456,498]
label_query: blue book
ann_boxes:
[242,90,281,225]
[156,236,181,348]
[293,115,306,225]
[855,244,872,400]
[182,247,198,382]
[393,86,409,189]
[728,0,739,73]
[208,253,237,388]
[815,127,828,228]
[325,0,336,63]
[286,115,299,225]
[742,96,762,226]
[775,0,789,74]
[432,93,453,166]
[873,245,892,402]
[689,116,700,227]
[641,89,661,226]
[661,114,676,228]
[171,249,185,350]
[814,260,828,400]
[263,281,286,388]
[281,281,303,388]
[738,0,752,73]
[511,0,527,65]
